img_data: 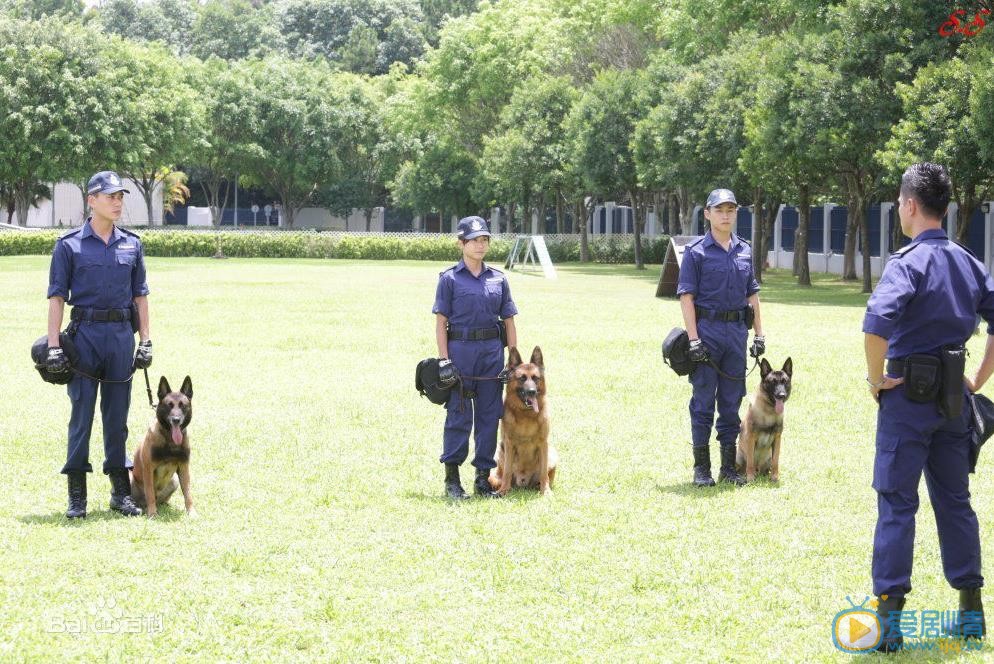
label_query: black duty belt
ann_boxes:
[70,307,131,323]
[448,326,500,341]
[886,358,906,376]
[695,306,746,323]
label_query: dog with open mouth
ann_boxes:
[130,376,196,517]
[489,346,558,496]
[736,357,792,483]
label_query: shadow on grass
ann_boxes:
[655,477,781,496]
[18,503,187,525]
[404,489,548,504]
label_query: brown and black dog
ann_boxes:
[736,358,792,483]
[489,346,558,496]
[131,376,196,518]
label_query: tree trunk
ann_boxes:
[957,198,976,243]
[631,189,644,270]
[14,184,30,226]
[752,186,764,283]
[860,198,873,294]
[796,185,811,286]
[667,192,678,236]
[678,186,694,235]
[365,207,373,232]
[842,201,859,281]
[577,198,590,262]
[555,190,564,234]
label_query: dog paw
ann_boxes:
[770,475,780,483]
[186,508,198,519]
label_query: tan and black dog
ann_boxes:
[736,358,792,483]
[489,346,558,496]
[131,376,196,517]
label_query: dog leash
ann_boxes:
[705,356,760,382]
[66,366,156,408]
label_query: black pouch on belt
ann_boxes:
[903,354,941,403]
[497,320,507,347]
[939,344,967,419]
[744,304,755,331]
[130,303,140,333]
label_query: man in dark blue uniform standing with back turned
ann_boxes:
[865,162,994,651]
[46,171,153,519]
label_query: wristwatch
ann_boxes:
[865,375,886,388]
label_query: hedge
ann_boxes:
[0,230,669,264]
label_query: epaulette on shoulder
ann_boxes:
[439,264,457,277]
[953,240,979,260]
[686,236,705,248]
[119,227,141,239]
[736,234,751,246]
[58,227,83,240]
[891,241,922,258]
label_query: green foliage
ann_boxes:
[0,230,669,263]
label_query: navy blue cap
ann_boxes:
[87,171,130,196]
[457,216,491,240]
[706,188,737,208]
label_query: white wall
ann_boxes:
[25,179,163,227]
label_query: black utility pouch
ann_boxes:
[903,354,941,403]
[129,304,140,333]
[744,305,755,331]
[939,344,967,419]
[497,320,507,347]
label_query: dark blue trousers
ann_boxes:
[688,319,748,448]
[440,339,504,470]
[61,321,134,475]
[872,385,983,597]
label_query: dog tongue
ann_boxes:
[775,400,784,415]
[531,399,540,413]
[171,424,183,446]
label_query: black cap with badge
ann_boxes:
[87,171,130,196]
[456,216,491,240]
[706,188,737,208]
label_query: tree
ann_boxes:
[0,18,108,225]
[190,0,281,60]
[236,57,352,228]
[741,33,835,287]
[105,40,205,225]
[566,69,651,268]
[878,53,993,242]
[95,0,197,56]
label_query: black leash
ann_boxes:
[705,356,761,382]
[67,365,155,408]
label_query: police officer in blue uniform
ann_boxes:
[865,163,993,651]
[433,216,517,499]
[677,188,765,487]
[46,171,152,519]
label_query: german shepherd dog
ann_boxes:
[489,346,558,496]
[736,358,792,483]
[131,376,196,517]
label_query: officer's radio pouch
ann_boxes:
[744,304,755,331]
[497,320,507,348]
[130,304,140,334]
[662,328,693,376]
[939,344,968,419]
[902,354,942,404]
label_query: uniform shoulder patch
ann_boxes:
[892,241,922,258]
[736,234,751,246]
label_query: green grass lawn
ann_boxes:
[0,256,990,662]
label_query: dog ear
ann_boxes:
[782,357,792,377]
[157,376,171,401]
[180,376,193,399]
[530,346,544,368]
[507,346,522,368]
[760,358,772,378]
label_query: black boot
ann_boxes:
[108,469,142,516]
[66,471,87,519]
[717,446,746,486]
[692,446,715,487]
[444,463,469,500]
[876,594,906,652]
[474,467,500,498]
[948,588,986,639]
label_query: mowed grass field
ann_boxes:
[1,255,992,662]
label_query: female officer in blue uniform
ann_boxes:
[46,171,152,519]
[432,216,517,499]
[865,163,994,651]
[677,189,765,487]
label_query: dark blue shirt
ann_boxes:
[47,220,149,308]
[432,260,517,329]
[863,228,994,358]
[676,232,759,311]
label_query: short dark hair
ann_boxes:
[900,162,951,220]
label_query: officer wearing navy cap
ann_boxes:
[865,163,994,651]
[677,188,765,487]
[432,216,518,499]
[46,170,152,519]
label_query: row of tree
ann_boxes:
[2,0,994,289]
